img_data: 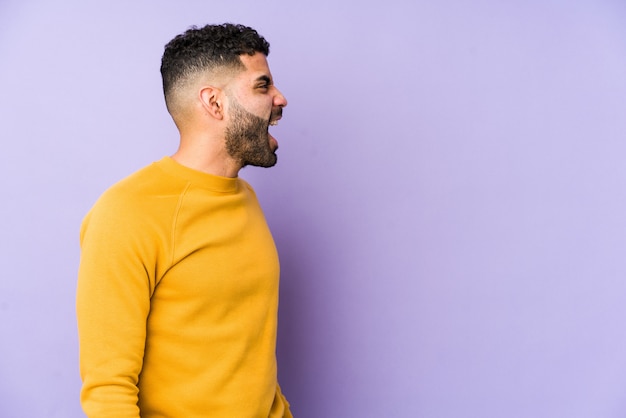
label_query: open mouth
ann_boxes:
[268,109,283,150]
[269,108,283,127]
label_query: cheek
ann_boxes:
[255,98,274,118]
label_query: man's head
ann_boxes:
[161,23,269,118]
[161,23,287,171]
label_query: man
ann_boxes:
[76,23,291,417]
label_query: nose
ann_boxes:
[273,87,288,108]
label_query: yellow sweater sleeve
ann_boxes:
[76,187,164,417]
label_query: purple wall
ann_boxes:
[1,0,626,417]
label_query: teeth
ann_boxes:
[269,120,278,126]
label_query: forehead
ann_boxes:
[236,52,272,81]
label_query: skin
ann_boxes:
[171,53,288,178]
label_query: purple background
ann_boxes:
[1,0,626,417]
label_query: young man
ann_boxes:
[76,23,291,417]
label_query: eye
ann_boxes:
[255,76,273,92]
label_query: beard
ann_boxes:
[225,98,277,168]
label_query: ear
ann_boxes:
[199,86,224,120]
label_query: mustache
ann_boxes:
[270,108,283,121]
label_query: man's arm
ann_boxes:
[76,204,153,418]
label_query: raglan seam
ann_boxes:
[166,182,192,280]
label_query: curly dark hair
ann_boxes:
[160,23,270,111]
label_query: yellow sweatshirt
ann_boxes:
[77,157,291,418]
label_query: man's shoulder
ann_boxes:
[84,158,185,225]
[108,159,167,193]
[79,160,181,257]
[101,158,184,199]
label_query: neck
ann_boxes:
[171,131,241,178]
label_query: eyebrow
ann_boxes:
[255,75,272,85]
